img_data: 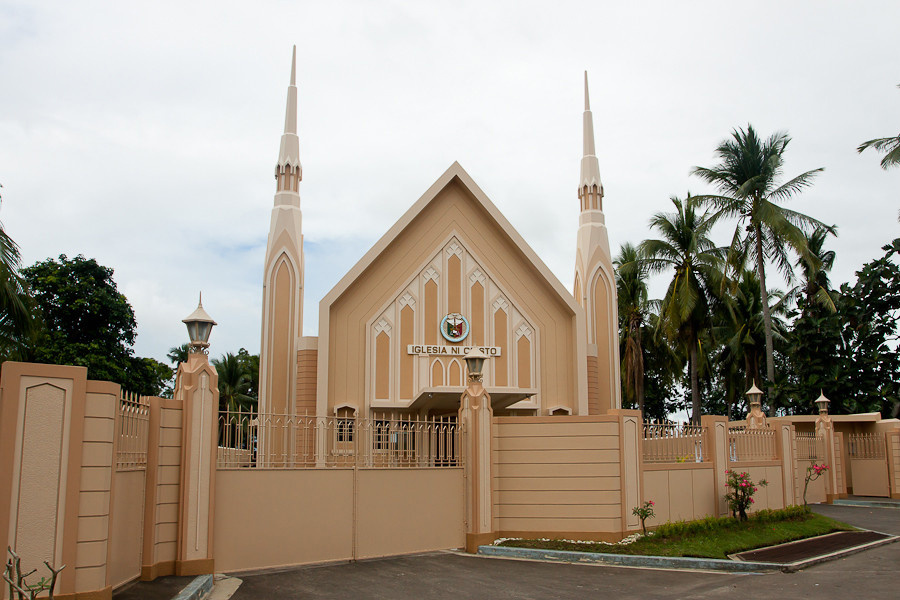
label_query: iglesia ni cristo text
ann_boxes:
[258,47,621,421]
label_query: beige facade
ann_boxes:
[257,55,620,421]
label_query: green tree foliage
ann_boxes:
[21,254,172,396]
[614,243,650,414]
[857,85,900,170]
[211,350,258,412]
[0,194,35,360]
[692,125,826,403]
[639,194,724,423]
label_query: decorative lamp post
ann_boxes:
[463,347,489,383]
[182,293,217,354]
[745,381,768,429]
[814,390,832,436]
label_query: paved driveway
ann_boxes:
[229,504,898,600]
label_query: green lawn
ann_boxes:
[496,508,853,559]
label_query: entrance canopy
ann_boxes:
[392,387,539,412]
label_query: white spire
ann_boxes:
[580,71,602,193]
[277,45,301,171]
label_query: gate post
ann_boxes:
[174,300,219,576]
[458,349,494,552]
[701,415,728,516]
[774,423,797,506]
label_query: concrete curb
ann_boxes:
[479,532,899,574]
[833,499,900,510]
[171,574,214,600]
[478,545,782,573]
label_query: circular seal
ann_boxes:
[440,313,470,343]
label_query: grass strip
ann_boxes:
[497,508,854,559]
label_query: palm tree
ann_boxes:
[858,86,900,169]
[692,125,826,403]
[789,227,838,314]
[167,343,190,366]
[614,243,651,414]
[0,193,35,359]
[212,352,255,413]
[639,194,724,423]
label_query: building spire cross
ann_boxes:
[580,71,602,201]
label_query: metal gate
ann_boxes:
[848,433,890,497]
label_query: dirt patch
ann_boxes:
[734,530,890,563]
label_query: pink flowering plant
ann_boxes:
[632,500,655,535]
[802,463,829,507]
[723,470,768,521]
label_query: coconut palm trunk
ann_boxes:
[754,223,776,400]
[689,339,701,424]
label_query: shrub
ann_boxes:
[724,470,768,521]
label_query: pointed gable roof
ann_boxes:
[319,161,581,316]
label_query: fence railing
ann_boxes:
[727,426,777,462]
[795,431,822,461]
[642,422,706,463]
[848,433,886,459]
[116,391,150,470]
[216,411,463,469]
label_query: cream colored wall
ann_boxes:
[214,469,354,572]
[849,458,890,497]
[75,383,119,594]
[145,402,182,572]
[492,416,625,540]
[108,470,146,588]
[355,469,464,559]
[642,466,715,525]
[323,177,583,416]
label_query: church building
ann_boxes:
[258,48,621,421]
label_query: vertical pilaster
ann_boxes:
[701,415,728,516]
[459,383,494,552]
[775,423,797,507]
[174,354,218,576]
[609,409,642,534]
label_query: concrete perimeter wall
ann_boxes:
[492,415,630,541]
[214,467,464,573]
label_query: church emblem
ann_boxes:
[440,313,469,343]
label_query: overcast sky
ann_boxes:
[1,1,897,366]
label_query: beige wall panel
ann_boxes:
[214,470,354,572]
[158,484,180,504]
[494,463,620,478]
[471,281,484,346]
[155,523,178,544]
[159,427,182,447]
[80,466,112,492]
[586,355,600,415]
[667,470,695,522]
[591,272,616,413]
[494,476,620,492]
[493,449,619,465]
[74,566,106,591]
[155,541,177,561]
[160,410,182,428]
[494,421,618,438]
[642,470,670,525]
[158,447,181,466]
[495,489,621,506]
[375,331,390,400]
[157,465,181,485]
[496,503,620,519]
[269,261,293,415]
[81,441,113,467]
[400,306,414,400]
[425,280,438,345]
[108,470,145,589]
[84,394,116,418]
[431,360,444,386]
[448,254,461,314]
[325,179,581,413]
[493,309,508,386]
[78,491,110,517]
[495,517,620,532]
[14,383,67,575]
[517,336,531,389]
[448,360,462,386]
[156,503,179,523]
[356,469,465,559]
[851,460,890,497]
[691,469,715,518]
[76,516,109,543]
[495,435,619,451]
[83,417,115,443]
[75,540,106,567]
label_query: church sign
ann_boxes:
[407,345,502,357]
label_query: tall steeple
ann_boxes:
[573,71,621,415]
[259,46,306,419]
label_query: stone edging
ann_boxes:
[171,574,214,600]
